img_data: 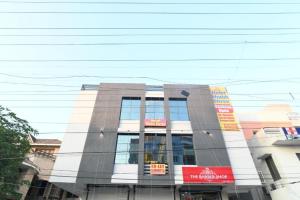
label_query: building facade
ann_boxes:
[18,135,78,200]
[51,83,263,200]
[239,105,300,200]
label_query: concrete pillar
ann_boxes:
[221,191,229,200]
[61,190,67,200]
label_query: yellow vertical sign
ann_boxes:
[210,86,239,131]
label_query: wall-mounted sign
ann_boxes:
[150,164,166,175]
[144,119,166,127]
[182,166,234,184]
[210,87,239,131]
[282,127,300,139]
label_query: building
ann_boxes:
[18,135,78,200]
[50,83,263,200]
[239,104,300,200]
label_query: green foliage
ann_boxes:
[0,106,38,199]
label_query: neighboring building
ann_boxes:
[51,83,263,200]
[239,104,300,200]
[18,135,78,200]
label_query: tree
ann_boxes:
[0,106,38,199]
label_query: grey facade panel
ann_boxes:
[77,83,146,186]
[164,84,231,166]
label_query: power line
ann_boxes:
[1,1,300,5]
[0,81,79,88]
[27,121,299,126]
[0,92,298,96]
[11,127,298,134]
[2,11,300,15]
[4,105,300,109]
[2,40,300,45]
[0,99,295,102]
[36,166,300,176]
[1,27,300,30]
[1,58,300,62]
[0,90,298,95]
[0,73,297,84]
[2,33,300,37]
[0,144,295,158]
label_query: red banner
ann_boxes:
[182,166,234,184]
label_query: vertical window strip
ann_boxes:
[169,98,189,121]
[120,97,141,120]
[115,134,139,164]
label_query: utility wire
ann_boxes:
[2,41,300,45]
[0,90,298,95]
[1,27,300,30]
[0,144,296,159]
[0,99,295,102]
[1,1,300,5]
[4,105,300,108]
[2,11,300,15]
[26,121,299,126]
[0,92,298,95]
[0,73,298,82]
[2,33,300,37]
[1,58,300,62]
[34,166,300,176]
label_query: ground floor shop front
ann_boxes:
[82,185,260,200]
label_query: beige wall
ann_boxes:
[18,168,36,200]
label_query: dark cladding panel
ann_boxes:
[164,84,231,166]
[77,83,145,185]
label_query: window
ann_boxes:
[169,98,189,121]
[120,97,141,120]
[172,135,195,165]
[144,134,167,164]
[115,134,139,164]
[145,98,165,120]
[265,156,281,181]
[296,153,300,161]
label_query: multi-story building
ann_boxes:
[239,104,300,200]
[18,135,78,200]
[50,83,263,200]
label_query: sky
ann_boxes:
[0,0,300,139]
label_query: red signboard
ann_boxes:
[144,119,166,127]
[182,166,234,184]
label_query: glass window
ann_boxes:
[172,135,195,165]
[115,134,139,164]
[120,97,141,120]
[169,98,189,121]
[144,134,167,164]
[265,156,281,181]
[145,98,165,120]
